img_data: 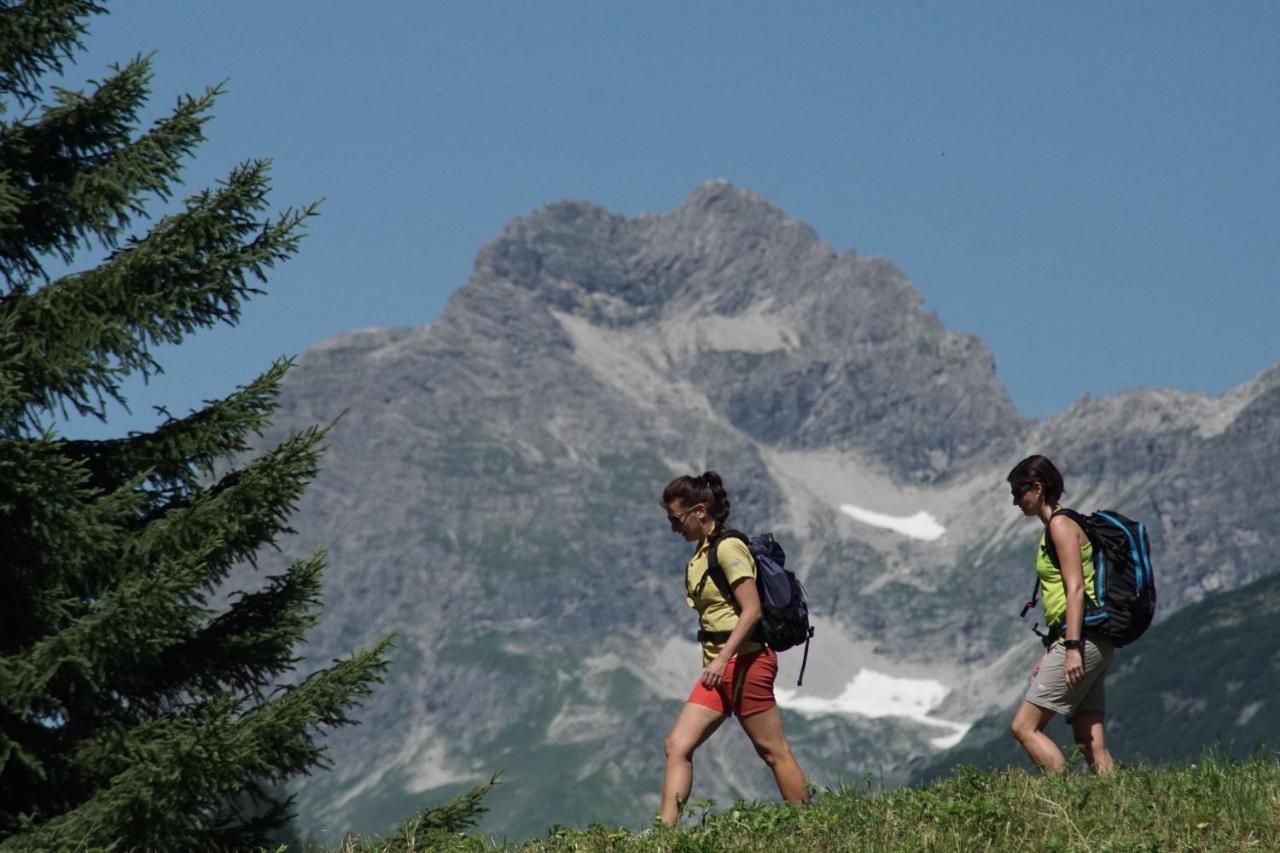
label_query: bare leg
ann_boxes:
[1070,711,1114,773]
[737,706,810,803]
[660,702,727,825]
[1010,700,1066,772]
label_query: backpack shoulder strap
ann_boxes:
[693,529,747,609]
[1042,507,1089,569]
[710,528,749,553]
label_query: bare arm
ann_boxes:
[1049,514,1087,684]
[700,578,762,687]
[721,577,762,658]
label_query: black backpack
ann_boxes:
[691,529,815,685]
[1022,508,1157,648]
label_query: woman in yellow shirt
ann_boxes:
[1007,455,1115,773]
[658,471,809,826]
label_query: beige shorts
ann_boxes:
[1025,637,1113,719]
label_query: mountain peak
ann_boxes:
[671,180,823,252]
[440,185,1024,477]
[680,179,784,217]
[468,182,836,328]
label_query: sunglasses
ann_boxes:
[666,504,703,528]
[1011,482,1037,499]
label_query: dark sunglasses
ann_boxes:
[1011,482,1037,499]
[666,504,703,527]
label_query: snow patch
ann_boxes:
[777,668,971,750]
[404,740,479,794]
[758,448,968,545]
[546,705,617,745]
[697,310,799,353]
[550,310,719,418]
[330,726,478,807]
[1236,700,1263,727]
[839,504,946,541]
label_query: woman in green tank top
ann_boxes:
[1006,455,1116,774]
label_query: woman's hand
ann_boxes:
[701,655,729,688]
[1064,648,1084,686]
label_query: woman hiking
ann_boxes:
[1007,455,1115,773]
[658,471,809,826]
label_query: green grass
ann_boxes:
[309,752,1279,852]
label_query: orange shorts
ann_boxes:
[687,647,777,717]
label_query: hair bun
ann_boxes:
[662,471,731,526]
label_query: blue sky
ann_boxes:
[51,1,1280,437]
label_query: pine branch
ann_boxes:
[133,422,328,581]
[384,776,498,847]
[59,358,291,498]
[2,640,391,852]
[234,638,393,781]
[137,554,326,707]
[0,425,327,712]
[0,434,146,654]
[0,541,224,720]
[0,1,105,106]
[0,163,317,427]
[3,54,155,169]
[0,58,220,281]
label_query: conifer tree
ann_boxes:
[0,3,390,849]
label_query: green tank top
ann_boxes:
[1035,515,1095,628]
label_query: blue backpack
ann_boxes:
[691,529,815,685]
[1023,508,1157,648]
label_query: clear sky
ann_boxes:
[51,1,1280,438]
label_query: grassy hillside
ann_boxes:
[303,574,1280,850]
[320,753,1279,851]
[327,629,947,844]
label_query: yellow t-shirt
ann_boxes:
[685,536,764,665]
[1036,519,1096,630]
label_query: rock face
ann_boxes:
[248,182,1280,841]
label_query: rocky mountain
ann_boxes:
[241,182,1280,841]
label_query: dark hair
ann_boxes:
[1007,454,1065,506]
[662,471,731,526]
